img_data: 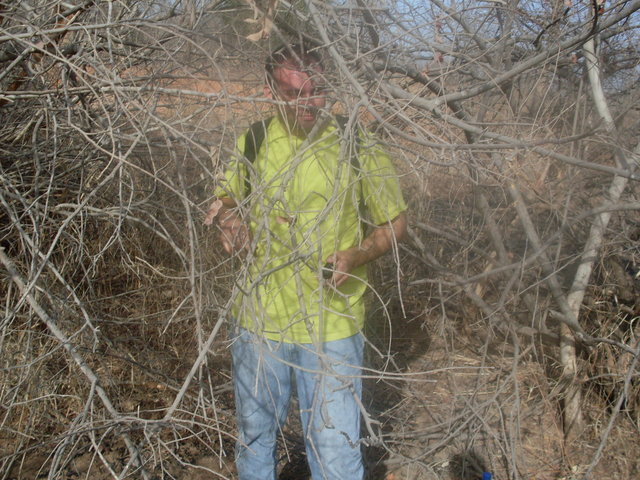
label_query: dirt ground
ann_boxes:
[5,304,639,480]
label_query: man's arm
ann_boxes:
[325,212,407,287]
[204,197,250,255]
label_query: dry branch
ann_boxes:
[0,247,150,479]
[1,0,639,478]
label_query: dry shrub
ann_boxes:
[584,245,640,428]
[2,1,640,479]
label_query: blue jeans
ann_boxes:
[231,328,365,480]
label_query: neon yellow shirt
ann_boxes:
[215,116,406,343]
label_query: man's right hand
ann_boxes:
[219,210,250,255]
[204,199,250,255]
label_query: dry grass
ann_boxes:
[2,1,640,479]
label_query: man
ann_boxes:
[205,43,407,480]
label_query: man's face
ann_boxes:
[268,62,327,134]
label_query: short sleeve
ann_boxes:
[357,136,407,225]
[213,134,248,201]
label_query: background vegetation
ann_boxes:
[1,0,639,478]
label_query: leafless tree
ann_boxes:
[1,0,639,478]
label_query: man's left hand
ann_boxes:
[324,249,363,287]
[324,212,407,287]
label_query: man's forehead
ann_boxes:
[273,66,324,87]
[274,60,322,78]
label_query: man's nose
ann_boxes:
[296,96,313,107]
[298,94,322,106]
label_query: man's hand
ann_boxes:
[203,199,223,226]
[324,212,407,287]
[204,198,250,255]
[323,249,362,287]
[219,210,250,255]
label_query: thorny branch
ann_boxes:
[1,0,639,478]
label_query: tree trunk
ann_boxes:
[560,37,640,442]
